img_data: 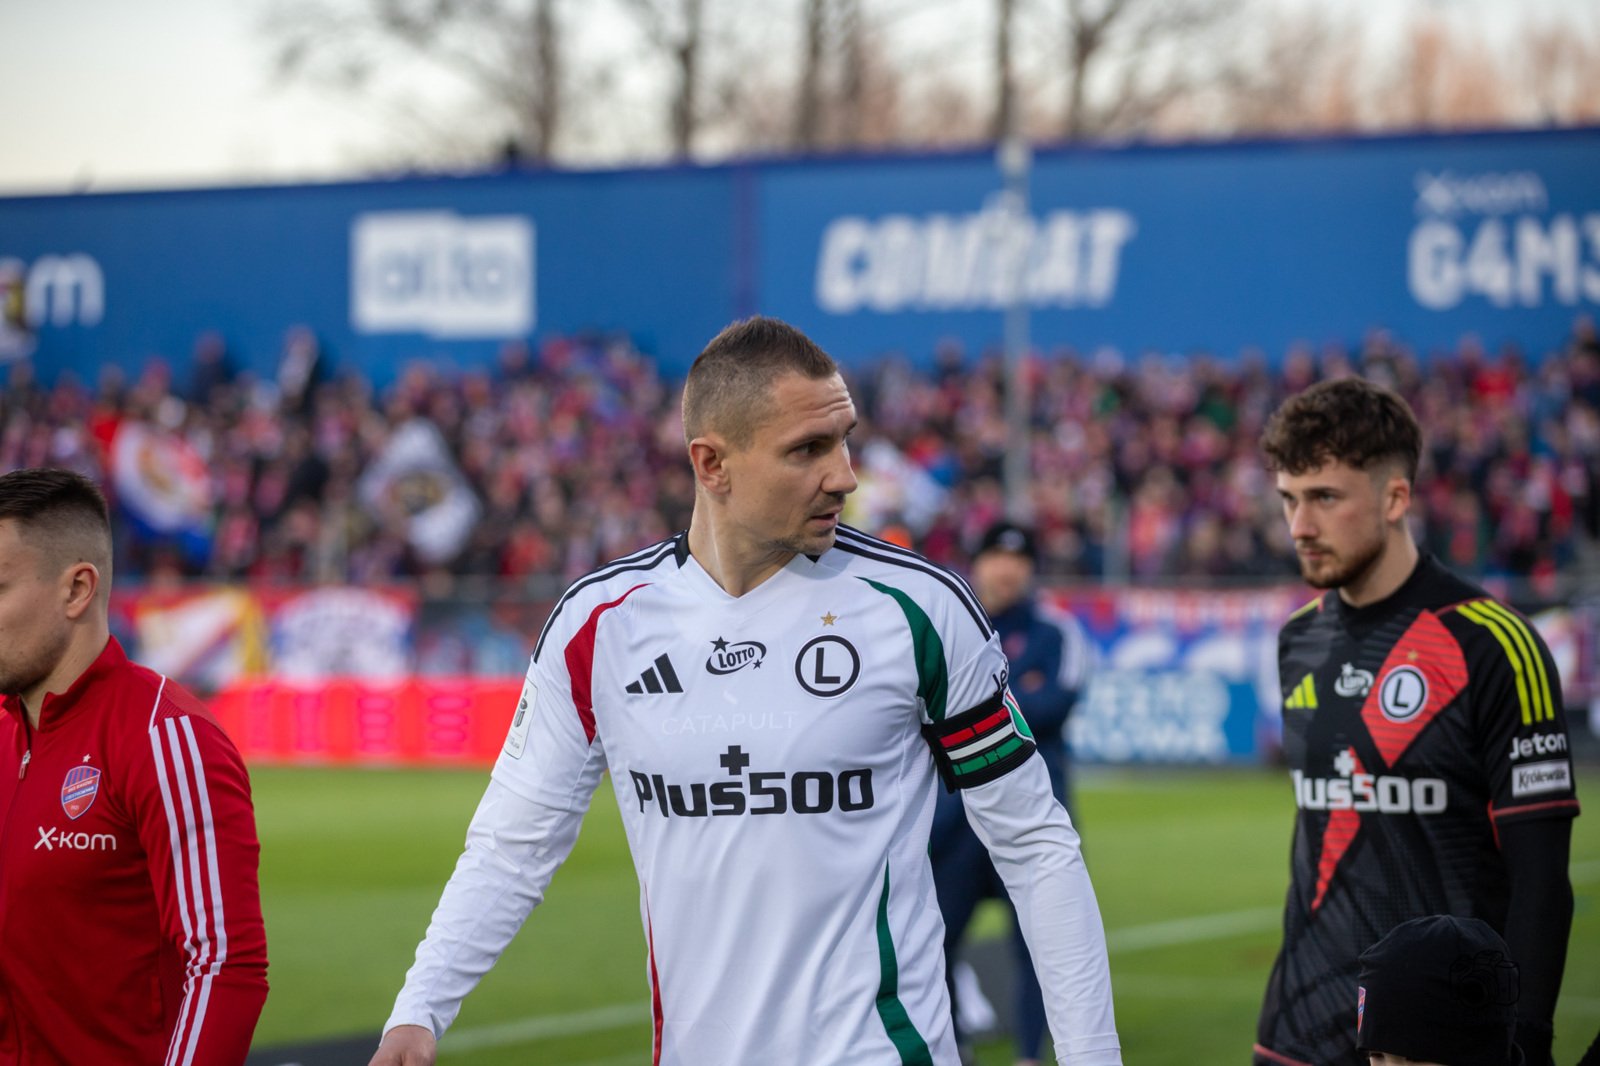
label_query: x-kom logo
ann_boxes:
[35,826,118,852]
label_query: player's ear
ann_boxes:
[1382,475,1411,524]
[689,434,733,496]
[60,561,101,621]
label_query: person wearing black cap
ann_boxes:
[931,520,1093,1065]
[1356,915,1523,1066]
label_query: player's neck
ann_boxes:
[21,622,110,729]
[686,515,795,598]
[1337,531,1419,610]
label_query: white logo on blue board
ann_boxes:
[351,211,534,338]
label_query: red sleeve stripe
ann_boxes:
[565,584,650,744]
[1253,1043,1314,1066]
[151,707,229,1066]
[936,707,1011,750]
[1489,798,1580,821]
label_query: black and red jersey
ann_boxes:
[1254,554,1579,1066]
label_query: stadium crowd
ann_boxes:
[3,316,1598,590]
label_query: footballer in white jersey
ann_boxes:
[384,527,1119,1065]
[379,316,1118,1066]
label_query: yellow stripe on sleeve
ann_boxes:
[1475,601,1554,724]
[1458,602,1535,726]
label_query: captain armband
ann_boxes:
[923,687,1037,791]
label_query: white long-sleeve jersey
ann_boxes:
[386,527,1121,1065]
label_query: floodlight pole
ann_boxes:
[998,133,1032,524]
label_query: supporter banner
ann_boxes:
[111,585,419,692]
[357,419,482,565]
[3,127,1596,386]
[1050,586,1306,763]
[109,421,214,562]
[108,582,1594,766]
[117,586,270,693]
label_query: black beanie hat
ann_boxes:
[1356,915,1522,1066]
[976,521,1037,563]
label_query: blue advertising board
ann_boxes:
[2,126,1597,386]
[0,167,741,385]
[760,129,1600,365]
[1049,586,1301,764]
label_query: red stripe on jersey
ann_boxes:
[564,584,649,743]
[1359,610,1468,767]
[1253,1043,1314,1066]
[1489,798,1581,822]
[646,898,664,1066]
[938,707,1011,749]
[1311,751,1366,914]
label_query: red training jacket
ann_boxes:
[0,637,268,1065]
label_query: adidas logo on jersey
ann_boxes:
[1285,674,1318,710]
[626,654,684,695]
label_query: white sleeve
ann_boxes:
[962,754,1121,1066]
[382,773,599,1039]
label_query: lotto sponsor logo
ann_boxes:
[1511,759,1572,798]
[705,638,767,676]
[35,826,118,852]
[1291,770,1448,814]
[629,744,874,818]
[1507,733,1568,761]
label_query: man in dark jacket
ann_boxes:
[932,521,1091,1065]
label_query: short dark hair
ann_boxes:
[682,316,840,448]
[0,468,113,576]
[1261,378,1422,483]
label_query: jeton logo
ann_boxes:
[351,211,534,338]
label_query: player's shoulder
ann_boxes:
[827,525,993,640]
[531,533,688,662]
[1279,590,1330,638]
[1422,561,1547,650]
[137,668,227,736]
[92,646,207,729]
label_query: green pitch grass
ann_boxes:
[253,764,1600,1065]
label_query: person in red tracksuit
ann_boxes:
[0,468,268,1065]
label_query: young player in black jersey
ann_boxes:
[1252,378,1579,1066]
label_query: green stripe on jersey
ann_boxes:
[1003,687,1034,740]
[874,865,935,1065]
[862,578,949,722]
[951,735,1028,777]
